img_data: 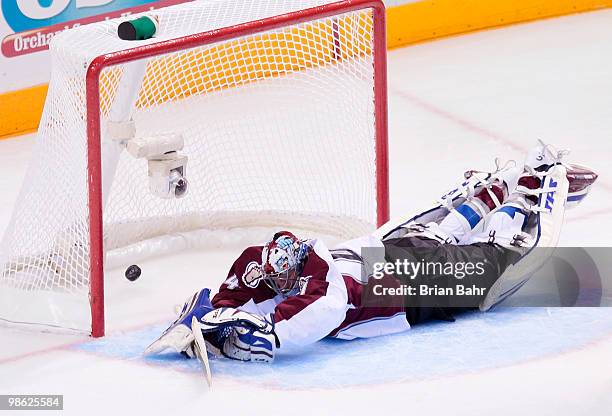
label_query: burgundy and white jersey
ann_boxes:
[211,236,410,350]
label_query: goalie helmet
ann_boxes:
[261,231,310,296]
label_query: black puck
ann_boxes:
[125,264,141,281]
[118,21,137,41]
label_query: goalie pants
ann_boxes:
[381,236,521,326]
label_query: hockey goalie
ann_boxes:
[145,141,597,364]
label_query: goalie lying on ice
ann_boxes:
[145,141,598,363]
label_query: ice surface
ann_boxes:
[74,307,612,389]
[1,9,612,416]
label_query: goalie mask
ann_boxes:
[261,231,309,296]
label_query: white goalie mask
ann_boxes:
[261,231,309,296]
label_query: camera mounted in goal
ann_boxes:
[106,119,189,199]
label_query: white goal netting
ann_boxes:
[0,0,385,334]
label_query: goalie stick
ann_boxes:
[191,316,212,388]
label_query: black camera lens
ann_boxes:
[174,177,188,198]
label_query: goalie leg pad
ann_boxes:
[480,164,569,311]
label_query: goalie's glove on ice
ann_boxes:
[198,307,279,363]
[144,288,214,358]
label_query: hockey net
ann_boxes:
[0,0,388,336]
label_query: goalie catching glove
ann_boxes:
[144,289,278,363]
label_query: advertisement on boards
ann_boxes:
[0,0,190,93]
